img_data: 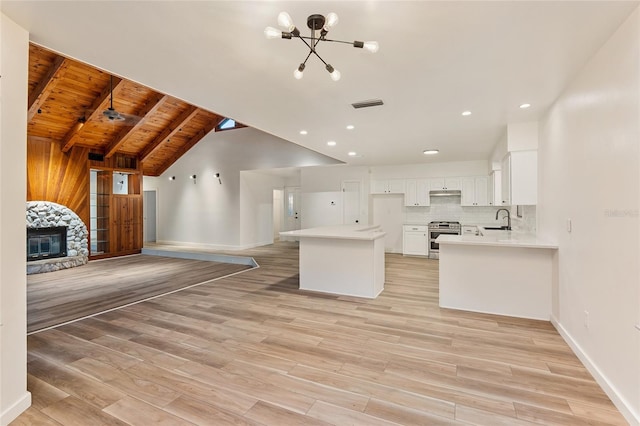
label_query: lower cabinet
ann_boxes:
[403,225,428,256]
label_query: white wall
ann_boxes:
[0,13,31,425]
[507,121,539,151]
[301,166,370,228]
[538,8,640,424]
[371,160,489,179]
[149,127,336,249]
[239,171,286,249]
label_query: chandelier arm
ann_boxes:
[297,36,353,46]
[311,49,330,67]
[295,34,314,52]
[301,49,313,66]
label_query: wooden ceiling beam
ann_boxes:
[61,77,124,153]
[104,94,168,159]
[154,117,218,176]
[138,105,199,162]
[27,56,70,122]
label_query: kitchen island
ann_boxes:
[280,224,386,298]
[437,230,558,320]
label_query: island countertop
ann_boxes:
[280,224,386,241]
[436,230,558,249]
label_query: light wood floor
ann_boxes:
[27,255,252,333]
[13,242,627,425]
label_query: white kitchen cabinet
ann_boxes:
[403,225,428,256]
[371,179,406,194]
[490,170,501,207]
[461,176,490,206]
[501,150,537,205]
[404,179,430,206]
[430,177,461,191]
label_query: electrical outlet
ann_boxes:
[567,218,572,233]
[584,310,589,329]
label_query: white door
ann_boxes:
[283,187,301,240]
[143,190,157,243]
[342,180,361,224]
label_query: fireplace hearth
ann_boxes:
[27,226,67,261]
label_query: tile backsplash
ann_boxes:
[403,196,537,233]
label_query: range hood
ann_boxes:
[429,189,462,197]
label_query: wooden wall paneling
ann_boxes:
[27,138,90,227]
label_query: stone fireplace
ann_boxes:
[26,201,89,274]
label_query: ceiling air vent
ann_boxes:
[351,99,384,109]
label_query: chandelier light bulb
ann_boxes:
[324,12,339,30]
[293,64,305,80]
[277,11,295,31]
[326,64,341,81]
[264,26,281,39]
[363,41,379,53]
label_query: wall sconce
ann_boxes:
[189,174,197,184]
[215,173,222,185]
[168,176,176,181]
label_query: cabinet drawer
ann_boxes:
[403,225,427,232]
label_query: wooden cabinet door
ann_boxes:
[112,196,143,252]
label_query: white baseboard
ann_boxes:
[551,316,639,426]
[1,392,31,426]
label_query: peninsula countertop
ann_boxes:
[436,230,558,249]
[280,224,386,241]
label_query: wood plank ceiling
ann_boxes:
[27,44,242,176]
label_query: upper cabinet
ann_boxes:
[404,179,430,206]
[430,177,461,191]
[371,179,406,194]
[461,176,490,206]
[501,150,537,205]
[490,170,502,207]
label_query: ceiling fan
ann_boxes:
[102,75,139,124]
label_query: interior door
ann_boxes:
[284,187,301,237]
[143,190,157,243]
[342,180,361,224]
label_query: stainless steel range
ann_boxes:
[428,221,461,259]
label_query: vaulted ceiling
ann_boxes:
[7,2,638,167]
[27,44,241,176]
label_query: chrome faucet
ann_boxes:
[495,208,511,230]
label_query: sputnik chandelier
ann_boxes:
[264,12,379,81]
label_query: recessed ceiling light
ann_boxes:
[346,125,355,130]
[423,149,439,155]
[461,111,472,116]
[348,151,357,156]
[519,103,531,109]
[327,141,337,146]
[300,130,308,135]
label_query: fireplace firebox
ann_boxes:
[27,226,67,261]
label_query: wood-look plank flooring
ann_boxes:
[14,242,628,425]
[27,255,252,333]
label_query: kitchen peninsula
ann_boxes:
[437,229,558,320]
[280,224,386,298]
